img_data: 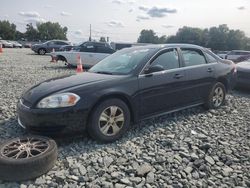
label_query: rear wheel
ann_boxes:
[204,82,226,109]
[87,99,130,143]
[38,48,46,55]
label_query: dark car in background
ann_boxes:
[31,40,71,55]
[17,44,236,142]
[59,45,75,51]
[236,59,250,89]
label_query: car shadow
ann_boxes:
[26,53,50,56]
[0,105,205,144]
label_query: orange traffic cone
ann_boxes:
[50,48,56,63]
[76,54,83,73]
[0,44,3,53]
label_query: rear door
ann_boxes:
[138,48,187,118]
[179,48,216,103]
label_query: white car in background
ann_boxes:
[51,41,115,68]
[0,40,13,48]
[225,50,250,62]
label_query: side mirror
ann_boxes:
[144,65,164,74]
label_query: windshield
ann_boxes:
[89,47,155,75]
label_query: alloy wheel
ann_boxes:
[1,137,49,159]
[212,87,224,107]
[99,106,124,136]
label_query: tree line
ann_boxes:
[0,20,68,41]
[137,25,250,51]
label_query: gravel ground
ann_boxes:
[0,48,249,188]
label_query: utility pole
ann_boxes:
[89,24,92,41]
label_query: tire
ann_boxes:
[0,136,57,181]
[87,98,131,143]
[204,82,226,109]
[38,48,46,55]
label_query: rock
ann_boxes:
[190,153,199,160]
[129,177,142,184]
[35,177,46,185]
[120,178,131,186]
[115,183,126,188]
[205,156,215,165]
[136,163,152,176]
[146,172,154,183]
[166,134,175,139]
[104,156,114,167]
[184,166,193,174]
[174,154,182,163]
[222,167,233,177]
[102,181,113,188]
[79,165,87,176]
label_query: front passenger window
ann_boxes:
[151,49,179,70]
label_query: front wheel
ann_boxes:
[204,82,226,109]
[87,99,131,143]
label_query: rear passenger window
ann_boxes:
[151,49,179,70]
[181,49,207,67]
[205,52,217,63]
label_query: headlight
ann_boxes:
[37,93,80,108]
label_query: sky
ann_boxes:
[0,0,249,43]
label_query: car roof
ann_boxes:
[231,50,250,53]
[126,43,206,51]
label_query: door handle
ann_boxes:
[207,68,213,73]
[174,74,184,79]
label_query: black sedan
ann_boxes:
[236,60,250,89]
[18,44,236,142]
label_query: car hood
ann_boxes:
[237,61,250,70]
[22,72,118,104]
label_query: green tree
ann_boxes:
[137,29,159,44]
[0,20,16,40]
[36,22,68,40]
[25,23,39,41]
[207,24,229,50]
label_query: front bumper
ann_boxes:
[17,101,89,134]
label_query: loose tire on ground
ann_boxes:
[204,82,226,109]
[88,98,131,143]
[0,136,58,181]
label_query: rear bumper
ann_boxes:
[17,102,89,134]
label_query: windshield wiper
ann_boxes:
[94,71,113,75]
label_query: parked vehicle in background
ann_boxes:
[9,41,23,48]
[0,40,13,48]
[24,43,32,48]
[59,45,75,51]
[215,51,229,59]
[31,40,71,55]
[51,41,115,68]
[225,50,250,62]
[18,44,236,142]
[236,59,250,89]
[110,42,150,50]
[235,54,250,63]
